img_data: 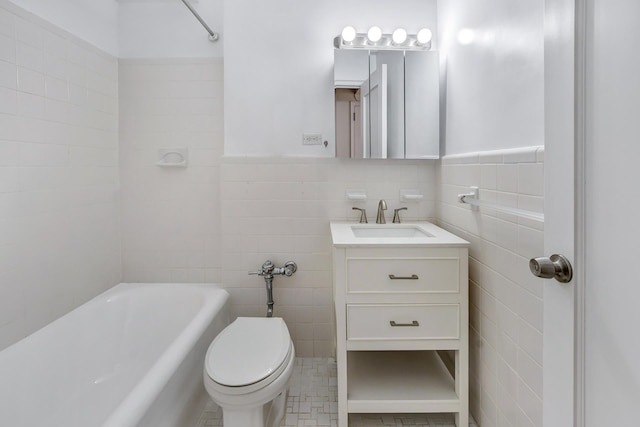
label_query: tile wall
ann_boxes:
[0,2,121,350]
[437,147,545,427]
[117,59,437,357]
[119,58,223,284]
[220,157,436,356]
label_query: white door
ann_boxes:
[544,1,640,426]
[543,0,577,425]
[583,0,640,424]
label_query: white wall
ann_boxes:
[438,147,545,427]
[437,0,544,156]
[0,2,121,350]
[6,0,118,56]
[223,0,438,157]
[118,0,223,58]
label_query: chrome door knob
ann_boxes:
[529,254,573,283]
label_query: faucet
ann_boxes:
[376,199,387,224]
[392,207,408,223]
[249,260,297,317]
[352,207,368,223]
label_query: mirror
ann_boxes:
[334,49,440,159]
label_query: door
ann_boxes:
[582,0,640,424]
[545,1,640,425]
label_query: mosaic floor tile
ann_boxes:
[195,358,477,427]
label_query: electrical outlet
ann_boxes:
[302,133,323,145]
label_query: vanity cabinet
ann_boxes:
[330,224,469,427]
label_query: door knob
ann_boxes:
[529,254,573,283]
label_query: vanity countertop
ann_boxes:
[329,221,470,248]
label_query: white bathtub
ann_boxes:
[0,283,231,427]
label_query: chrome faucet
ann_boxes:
[376,199,387,224]
[249,260,297,317]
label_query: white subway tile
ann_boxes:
[518,318,543,365]
[517,225,543,260]
[14,17,43,49]
[0,34,15,63]
[502,147,539,164]
[43,52,66,80]
[517,348,543,398]
[15,42,42,72]
[0,8,14,38]
[496,164,518,193]
[518,288,543,333]
[0,85,15,114]
[44,75,68,101]
[517,379,543,427]
[0,142,19,167]
[517,163,544,196]
[17,66,44,95]
[0,60,16,89]
[16,90,43,119]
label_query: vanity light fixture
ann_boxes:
[334,26,433,50]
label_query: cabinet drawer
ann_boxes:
[346,257,459,293]
[347,304,459,340]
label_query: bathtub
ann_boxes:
[0,283,231,427]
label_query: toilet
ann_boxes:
[203,317,295,427]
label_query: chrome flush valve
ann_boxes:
[249,260,298,317]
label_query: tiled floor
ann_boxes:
[196,358,477,427]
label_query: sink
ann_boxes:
[330,221,470,247]
[350,225,434,238]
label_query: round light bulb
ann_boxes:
[392,28,407,45]
[341,26,357,43]
[417,28,433,45]
[367,26,382,43]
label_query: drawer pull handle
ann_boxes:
[389,274,419,280]
[390,320,420,327]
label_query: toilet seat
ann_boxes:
[205,317,293,394]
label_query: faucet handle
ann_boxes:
[352,207,368,223]
[392,207,408,223]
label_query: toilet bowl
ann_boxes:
[203,317,295,427]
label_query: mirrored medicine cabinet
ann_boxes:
[334,48,440,159]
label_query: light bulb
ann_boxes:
[367,26,382,43]
[416,28,432,45]
[341,26,356,43]
[392,28,407,45]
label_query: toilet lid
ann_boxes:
[206,317,292,387]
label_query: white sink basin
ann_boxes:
[350,225,434,238]
[330,221,470,247]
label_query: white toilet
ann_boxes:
[203,317,295,427]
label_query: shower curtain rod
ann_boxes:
[180,0,219,42]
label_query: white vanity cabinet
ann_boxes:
[330,222,469,427]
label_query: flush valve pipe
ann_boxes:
[249,260,297,317]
